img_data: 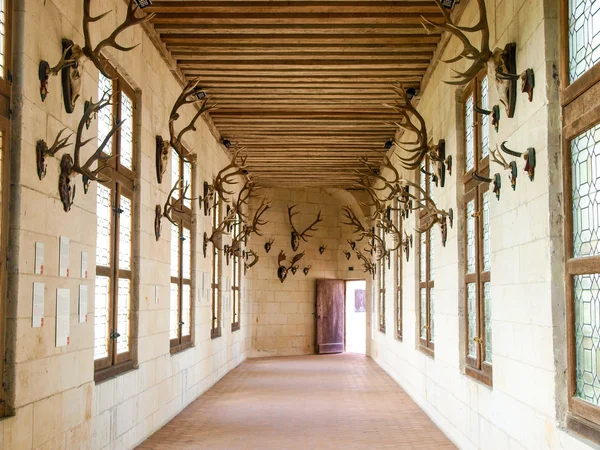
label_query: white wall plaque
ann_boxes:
[155,285,159,305]
[78,285,88,323]
[35,242,44,275]
[81,252,88,279]
[32,282,44,327]
[56,288,70,347]
[59,236,70,277]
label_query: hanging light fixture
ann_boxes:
[134,0,153,9]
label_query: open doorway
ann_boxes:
[345,280,366,354]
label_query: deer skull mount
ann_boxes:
[501,142,536,182]
[287,205,324,252]
[59,93,122,212]
[428,139,452,187]
[402,233,413,262]
[343,250,352,260]
[264,239,274,253]
[244,250,259,275]
[490,43,518,118]
[154,205,162,241]
[39,1,154,112]
[36,128,73,180]
[277,251,305,283]
[319,245,327,255]
[475,104,501,132]
[156,178,194,241]
[155,136,169,184]
[303,266,312,276]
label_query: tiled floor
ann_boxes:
[137,353,456,449]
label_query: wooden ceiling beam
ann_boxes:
[155,24,439,35]
[145,2,442,14]
[167,44,438,53]
[161,35,441,45]
[152,14,441,25]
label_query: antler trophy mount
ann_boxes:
[36,128,73,180]
[421,0,534,118]
[39,0,154,112]
[59,92,122,212]
[200,147,248,216]
[277,250,306,283]
[287,205,324,252]
[382,84,451,183]
[154,178,194,241]
[156,78,217,184]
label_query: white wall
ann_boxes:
[1,0,250,448]
[368,0,591,449]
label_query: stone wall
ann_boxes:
[247,187,373,357]
[368,0,586,449]
[1,0,249,448]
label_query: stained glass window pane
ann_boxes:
[420,288,427,339]
[98,74,113,155]
[429,228,435,282]
[96,184,111,267]
[467,283,477,358]
[396,291,402,333]
[571,124,600,258]
[484,282,492,363]
[568,0,600,82]
[429,288,434,343]
[182,284,191,337]
[120,93,134,170]
[0,0,5,78]
[465,94,475,172]
[420,232,426,282]
[172,149,180,201]
[182,227,191,279]
[94,276,110,360]
[575,273,600,405]
[118,195,131,271]
[183,161,192,209]
[116,278,131,354]
[483,191,491,271]
[171,224,179,278]
[170,283,179,340]
[467,199,476,273]
[481,76,490,159]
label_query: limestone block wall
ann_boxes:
[0,0,250,448]
[247,187,373,357]
[368,0,583,448]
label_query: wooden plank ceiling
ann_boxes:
[146,1,443,187]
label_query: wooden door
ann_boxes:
[316,280,345,354]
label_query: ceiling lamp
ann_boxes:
[134,0,153,8]
[384,139,394,150]
[441,0,457,9]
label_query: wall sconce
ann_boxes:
[222,139,232,148]
[134,0,153,7]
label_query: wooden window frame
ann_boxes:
[560,0,600,439]
[378,225,386,333]
[211,193,222,339]
[94,72,137,383]
[462,72,493,386]
[418,159,434,356]
[395,198,403,340]
[169,153,194,354]
[231,213,241,331]
[0,0,11,415]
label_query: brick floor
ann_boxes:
[137,353,456,449]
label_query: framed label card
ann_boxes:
[32,282,44,327]
[35,242,44,275]
[56,288,70,347]
[78,285,88,323]
[81,252,88,278]
[59,236,70,277]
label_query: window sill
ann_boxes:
[379,326,386,334]
[95,360,136,384]
[170,341,193,355]
[395,333,403,342]
[567,413,600,445]
[464,365,493,388]
[211,329,221,339]
[232,323,240,332]
[418,345,434,358]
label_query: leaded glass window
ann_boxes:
[169,148,194,352]
[418,165,434,354]
[568,0,600,82]
[395,199,403,340]
[462,70,493,385]
[212,192,222,338]
[232,213,242,331]
[93,65,137,382]
[378,226,386,333]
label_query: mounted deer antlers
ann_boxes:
[277,251,306,283]
[154,178,194,241]
[59,92,122,212]
[158,77,217,167]
[201,147,248,215]
[288,206,324,251]
[39,0,154,111]
[36,128,73,180]
[383,84,450,177]
[421,0,491,86]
